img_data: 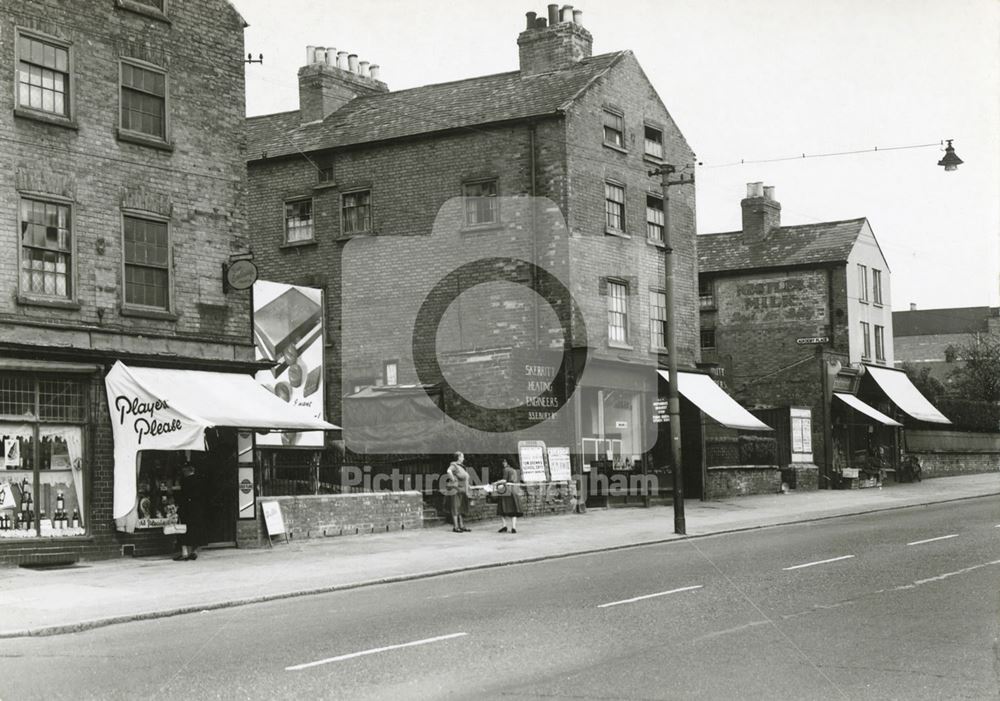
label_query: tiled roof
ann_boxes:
[892,307,996,337]
[246,51,627,161]
[698,218,867,273]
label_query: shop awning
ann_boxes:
[106,361,337,522]
[658,370,772,431]
[865,366,951,424]
[834,393,902,426]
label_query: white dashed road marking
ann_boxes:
[907,534,959,546]
[286,632,468,671]
[783,555,855,571]
[598,585,703,608]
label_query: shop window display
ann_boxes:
[0,374,87,538]
[133,450,183,529]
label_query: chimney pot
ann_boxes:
[535,17,547,28]
[337,51,349,69]
[317,47,329,64]
[306,45,317,64]
[573,9,583,24]
[747,182,764,198]
[560,5,573,22]
[325,47,336,65]
[359,60,370,77]
[910,303,917,311]
[348,54,359,73]
[370,64,380,80]
[547,3,559,24]
[525,11,537,30]
[763,185,775,201]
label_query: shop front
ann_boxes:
[106,361,335,550]
[831,391,903,488]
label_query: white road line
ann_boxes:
[285,632,468,671]
[598,585,703,608]
[782,555,855,571]
[909,559,1000,587]
[907,534,959,546]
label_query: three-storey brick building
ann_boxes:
[246,7,769,498]
[0,0,258,563]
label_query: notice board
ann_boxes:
[547,446,572,481]
[518,440,548,482]
[261,500,286,537]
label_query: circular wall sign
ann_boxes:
[226,259,258,291]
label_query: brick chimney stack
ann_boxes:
[517,5,593,76]
[298,45,389,125]
[741,182,781,242]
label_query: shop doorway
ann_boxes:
[198,428,238,545]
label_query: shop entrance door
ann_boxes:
[198,429,238,545]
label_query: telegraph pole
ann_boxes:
[649,163,693,535]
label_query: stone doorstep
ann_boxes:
[17,550,81,568]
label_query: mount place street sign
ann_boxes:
[796,336,830,345]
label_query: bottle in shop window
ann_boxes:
[71,508,80,529]
[56,491,65,512]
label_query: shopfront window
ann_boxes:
[133,450,182,529]
[0,373,87,538]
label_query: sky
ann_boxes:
[231,0,1000,312]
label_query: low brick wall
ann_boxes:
[238,492,424,547]
[909,452,999,479]
[781,464,819,491]
[706,465,782,499]
[431,482,576,525]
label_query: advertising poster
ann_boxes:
[517,440,548,483]
[253,281,325,448]
[547,446,572,481]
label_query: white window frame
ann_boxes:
[858,264,869,303]
[643,124,663,160]
[872,268,883,306]
[603,109,625,149]
[649,289,667,350]
[15,28,73,121]
[605,181,626,234]
[860,321,871,359]
[646,193,664,243]
[122,211,172,313]
[874,325,885,362]
[462,179,499,228]
[284,198,314,244]
[119,57,169,144]
[607,280,629,345]
[17,194,76,303]
[341,189,372,235]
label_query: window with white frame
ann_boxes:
[607,280,628,344]
[384,361,398,386]
[858,264,869,302]
[603,109,624,148]
[872,269,883,305]
[860,321,871,359]
[649,290,667,349]
[19,197,72,299]
[341,190,371,235]
[874,325,885,362]
[463,179,498,227]
[123,214,170,310]
[644,125,663,159]
[17,32,70,117]
[646,194,664,242]
[605,182,625,233]
[120,60,166,140]
[284,199,313,243]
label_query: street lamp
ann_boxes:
[649,163,694,535]
[937,139,963,171]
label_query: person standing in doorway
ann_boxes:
[495,458,523,534]
[445,452,471,533]
[174,460,205,561]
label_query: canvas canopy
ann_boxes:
[834,392,903,426]
[106,361,336,522]
[657,370,772,431]
[865,366,951,424]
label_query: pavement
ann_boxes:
[1,472,997,639]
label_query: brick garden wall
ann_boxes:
[705,466,782,499]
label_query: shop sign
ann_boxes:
[238,466,255,520]
[518,440,548,482]
[547,446,571,481]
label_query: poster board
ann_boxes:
[517,440,547,482]
[261,500,287,544]
[547,446,572,481]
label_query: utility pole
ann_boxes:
[649,163,693,535]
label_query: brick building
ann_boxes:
[699,183,949,488]
[0,0,281,563]
[893,305,1000,383]
[245,6,768,501]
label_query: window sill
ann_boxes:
[337,230,374,240]
[603,142,628,155]
[873,302,883,308]
[279,239,318,250]
[643,153,664,165]
[605,228,630,239]
[115,0,171,24]
[859,300,869,305]
[607,341,633,351]
[13,107,78,131]
[313,181,339,191]
[646,238,665,249]
[120,305,178,321]
[16,294,81,311]
[460,223,504,234]
[116,128,174,152]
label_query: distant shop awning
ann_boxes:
[658,370,772,431]
[106,361,337,523]
[865,366,951,424]
[834,393,902,426]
